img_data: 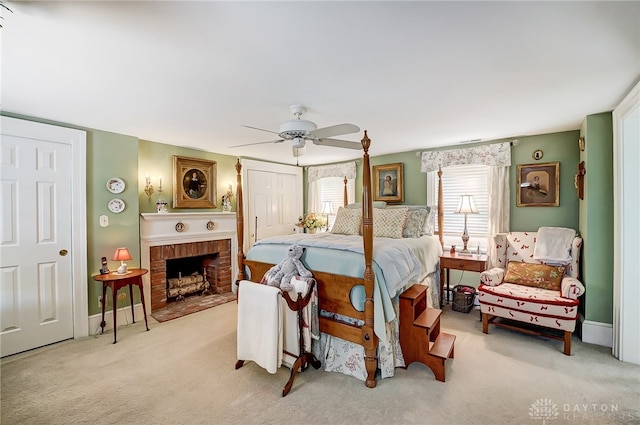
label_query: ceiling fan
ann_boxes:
[230,105,361,157]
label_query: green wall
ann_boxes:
[579,112,614,324]
[138,140,239,214]
[357,130,581,288]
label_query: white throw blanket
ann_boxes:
[533,227,576,265]
[236,280,283,374]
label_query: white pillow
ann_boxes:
[331,207,362,235]
[373,207,408,238]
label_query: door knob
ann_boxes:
[59,249,68,256]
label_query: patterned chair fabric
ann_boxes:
[478,231,585,355]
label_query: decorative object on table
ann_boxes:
[155,199,168,213]
[221,183,234,212]
[450,245,456,254]
[99,256,110,274]
[575,161,586,200]
[107,198,125,213]
[320,200,334,231]
[173,155,217,208]
[532,149,544,160]
[517,162,560,207]
[112,247,132,275]
[454,194,479,255]
[297,213,326,234]
[373,162,404,203]
[106,177,125,194]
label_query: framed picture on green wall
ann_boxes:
[517,162,559,207]
[173,155,217,208]
[373,162,404,203]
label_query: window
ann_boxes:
[427,164,489,252]
[318,177,354,229]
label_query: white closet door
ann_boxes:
[242,160,302,251]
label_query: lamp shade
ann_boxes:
[320,201,334,215]
[454,195,479,214]
[112,247,132,262]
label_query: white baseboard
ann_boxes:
[581,319,613,347]
[88,303,147,336]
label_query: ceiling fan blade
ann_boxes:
[228,139,285,148]
[313,138,362,150]
[241,124,281,135]
[309,123,360,139]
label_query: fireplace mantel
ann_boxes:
[139,212,238,312]
[140,212,236,246]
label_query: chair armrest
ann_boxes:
[480,268,505,286]
[561,276,585,299]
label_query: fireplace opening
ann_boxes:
[166,255,218,302]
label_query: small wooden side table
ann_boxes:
[92,268,149,343]
[439,253,488,308]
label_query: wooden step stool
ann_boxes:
[399,284,456,382]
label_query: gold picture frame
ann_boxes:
[517,162,559,207]
[173,155,217,208]
[373,162,404,203]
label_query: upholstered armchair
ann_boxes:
[478,230,585,355]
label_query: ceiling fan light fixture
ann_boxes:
[292,137,306,149]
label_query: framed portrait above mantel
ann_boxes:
[517,162,559,207]
[373,162,404,203]
[173,156,217,208]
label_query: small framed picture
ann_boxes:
[517,162,560,207]
[173,156,217,208]
[373,162,404,203]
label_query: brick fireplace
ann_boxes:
[149,239,231,311]
[140,212,238,315]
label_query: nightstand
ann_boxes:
[439,252,488,308]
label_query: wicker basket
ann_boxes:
[452,285,476,313]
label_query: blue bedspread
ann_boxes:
[246,233,434,343]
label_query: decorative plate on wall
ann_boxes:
[106,177,126,194]
[107,198,125,213]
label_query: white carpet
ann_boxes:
[2,303,639,425]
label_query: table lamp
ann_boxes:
[112,247,132,274]
[320,200,334,231]
[454,195,478,255]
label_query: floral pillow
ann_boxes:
[402,208,429,238]
[503,261,566,291]
[331,207,362,235]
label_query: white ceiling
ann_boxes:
[2,1,639,166]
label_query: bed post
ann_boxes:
[437,166,444,249]
[343,176,348,206]
[235,159,245,284]
[360,131,378,389]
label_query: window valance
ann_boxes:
[308,161,357,183]
[420,142,511,173]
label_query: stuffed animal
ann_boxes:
[261,244,313,291]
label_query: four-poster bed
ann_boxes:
[234,131,445,387]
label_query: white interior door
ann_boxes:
[241,159,302,252]
[1,117,87,357]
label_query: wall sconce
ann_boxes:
[144,175,154,199]
[222,183,234,212]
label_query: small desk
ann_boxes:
[92,268,149,343]
[439,253,488,307]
